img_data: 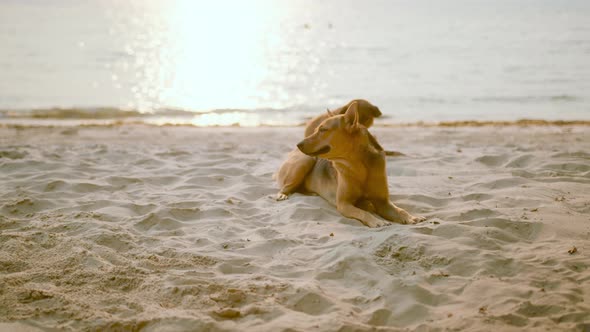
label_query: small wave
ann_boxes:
[471,95,580,103]
[1,105,589,128]
[0,107,308,127]
[0,108,143,119]
[433,119,590,127]
[0,106,306,119]
[0,106,321,127]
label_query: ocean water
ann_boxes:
[1,0,589,126]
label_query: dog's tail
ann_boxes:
[368,132,405,157]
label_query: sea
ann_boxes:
[1,0,589,126]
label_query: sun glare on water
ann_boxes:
[163,2,277,110]
[113,0,287,125]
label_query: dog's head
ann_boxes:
[297,101,367,158]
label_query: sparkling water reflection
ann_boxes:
[1,0,590,125]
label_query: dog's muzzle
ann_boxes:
[298,141,330,156]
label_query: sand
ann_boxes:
[0,124,589,331]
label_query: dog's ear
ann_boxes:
[326,108,335,117]
[372,106,382,117]
[344,101,360,130]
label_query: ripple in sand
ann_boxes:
[505,154,535,168]
[287,291,334,316]
[134,213,185,232]
[475,154,510,167]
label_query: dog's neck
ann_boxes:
[329,129,384,179]
[349,128,383,155]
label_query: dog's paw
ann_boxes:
[367,219,389,228]
[406,215,426,224]
[276,193,289,201]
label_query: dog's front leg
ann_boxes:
[355,199,375,213]
[372,199,426,224]
[276,150,316,201]
[337,202,388,228]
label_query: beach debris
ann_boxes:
[60,128,78,135]
[555,196,566,202]
[215,308,241,319]
[531,208,538,212]
[448,176,453,179]
[568,246,577,255]
[456,148,462,153]
[18,289,53,303]
[447,313,453,318]
[329,233,334,237]
[222,244,229,249]
[0,149,28,159]
[432,271,449,278]
[479,306,487,314]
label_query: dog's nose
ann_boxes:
[296,141,305,151]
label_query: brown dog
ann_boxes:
[276,99,383,202]
[277,102,425,227]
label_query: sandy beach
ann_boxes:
[0,124,589,331]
